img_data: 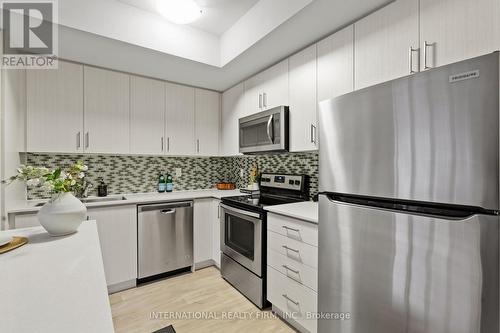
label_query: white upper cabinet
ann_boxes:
[244,59,289,115]
[317,25,354,103]
[419,0,500,71]
[165,82,196,155]
[354,0,419,89]
[195,89,220,156]
[260,59,289,110]
[130,76,165,155]
[84,66,130,154]
[244,71,265,116]
[221,82,245,156]
[27,60,84,153]
[289,44,318,152]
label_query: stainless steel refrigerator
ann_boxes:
[318,52,499,333]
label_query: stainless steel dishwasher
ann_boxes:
[137,201,193,280]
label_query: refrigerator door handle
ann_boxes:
[322,193,498,220]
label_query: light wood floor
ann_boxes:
[110,266,295,333]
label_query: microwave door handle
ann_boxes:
[266,115,274,143]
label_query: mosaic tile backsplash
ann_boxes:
[26,152,318,200]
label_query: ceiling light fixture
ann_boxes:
[156,0,202,25]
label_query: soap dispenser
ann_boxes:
[97,177,108,197]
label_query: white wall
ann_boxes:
[220,0,313,66]
[1,68,27,230]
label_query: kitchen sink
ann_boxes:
[33,196,127,206]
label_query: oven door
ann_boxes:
[220,203,262,276]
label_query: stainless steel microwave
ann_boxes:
[239,106,289,154]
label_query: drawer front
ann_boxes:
[267,248,318,291]
[268,230,318,269]
[267,266,318,333]
[268,213,318,247]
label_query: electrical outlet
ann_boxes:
[175,168,182,177]
[240,169,244,177]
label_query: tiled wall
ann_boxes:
[25,152,318,200]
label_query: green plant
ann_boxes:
[249,165,259,184]
[4,161,88,195]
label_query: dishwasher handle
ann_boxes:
[138,201,193,213]
[161,209,176,215]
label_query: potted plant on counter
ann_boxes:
[248,165,259,191]
[4,161,88,236]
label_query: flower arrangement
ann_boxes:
[5,161,88,196]
[249,165,259,184]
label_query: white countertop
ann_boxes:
[0,221,114,333]
[8,189,245,214]
[264,201,318,224]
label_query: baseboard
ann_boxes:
[108,279,136,294]
[194,259,216,270]
[272,305,310,333]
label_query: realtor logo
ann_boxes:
[1,0,58,68]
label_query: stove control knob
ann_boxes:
[289,180,294,185]
[294,180,301,186]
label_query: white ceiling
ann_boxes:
[118,0,259,36]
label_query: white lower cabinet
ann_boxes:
[267,212,318,333]
[87,205,137,293]
[193,198,213,266]
[10,212,39,229]
[193,198,221,269]
[211,199,221,268]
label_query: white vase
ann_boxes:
[248,183,259,191]
[38,192,87,236]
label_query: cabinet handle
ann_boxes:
[282,294,299,306]
[282,225,300,232]
[197,139,200,153]
[423,41,433,70]
[167,137,170,152]
[259,94,262,109]
[282,245,300,253]
[263,92,267,108]
[85,132,89,149]
[161,137,164,152]
[282,265,300,274]
[76,132,81,150]
[408,46,419,74]
[310,124,317,144]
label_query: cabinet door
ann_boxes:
[289,44,318,152]
[244,72,265,116]
[211,199,221,268]
[130,76,165,155]
[354,0,419,89]
[27,60,83,153]
[88,205,137,289]
[420,0,500,71]
[261,59,289,110]
[317,25,354,103]
[221,82,245,156]
[84,66,130,154]
[195,89,220,156]
[165,82,195,155]
[193,199,213,266]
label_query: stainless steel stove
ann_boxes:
[220,173,309,308]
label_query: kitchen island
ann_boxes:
[0,221,114,333]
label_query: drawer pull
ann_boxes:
[282,225,300,232]
[282,245,300,253]
[282,294,299,306]
[282,265,300,274]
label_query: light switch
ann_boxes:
[175,168,182,177]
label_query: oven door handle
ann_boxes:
[220,203,261,219]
